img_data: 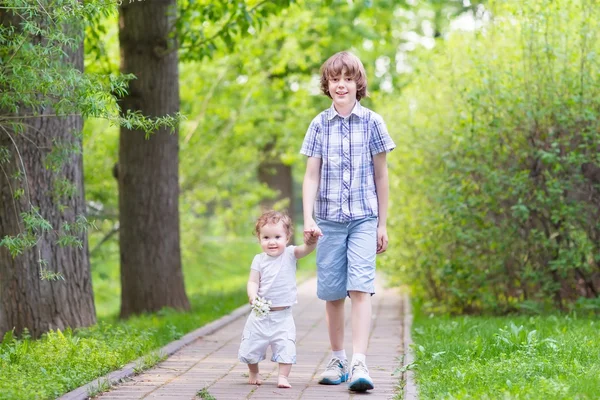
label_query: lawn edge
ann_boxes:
[403,292,418,399]
[58,303,251,400]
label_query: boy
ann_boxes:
[238,210,319,388]
[300,51,395,392]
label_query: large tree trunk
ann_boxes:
[118,0,190,318]
[258,154,295,243]
[0,12,96,339]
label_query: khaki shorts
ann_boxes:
[238,307,296,364]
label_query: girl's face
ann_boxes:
[259,221,289,257]
[328,69,358,110]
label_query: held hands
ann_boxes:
[293,221,321,259]
[303,229,323,246]
[303,219,323,246]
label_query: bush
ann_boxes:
[381,0,600,313]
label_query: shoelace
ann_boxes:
[352,360,369,375]
[325,357,343,371]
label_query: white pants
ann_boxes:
[238,308,296,364]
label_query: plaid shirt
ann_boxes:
[300,102,396,223]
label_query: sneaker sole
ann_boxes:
[348,378,374,392]
[319,373,349,385]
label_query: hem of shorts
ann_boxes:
[270,357,297,364]
[317,292,347,301]
[347,290,376,298]
[347,288,375,294]
[238,356,266,364]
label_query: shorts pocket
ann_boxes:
[238,329,254,364]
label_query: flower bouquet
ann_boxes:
[251,296,272,317]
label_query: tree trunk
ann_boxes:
[118,0,190,318]
[258,156,295,243]
[0,13,96,338]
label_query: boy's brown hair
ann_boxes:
[254,210,293,239]
[320,51,369,101]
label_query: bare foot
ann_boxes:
[277,375,291,388]
[248,371,262,385]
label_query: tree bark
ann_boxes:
[0,12,96,338]
[258,155,295,243]
[118,0,190,318]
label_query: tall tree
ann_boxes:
[118,0,190,317]
[258,142,295,241]
[0,2,96,338]
[116,0,293,316]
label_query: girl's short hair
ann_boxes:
[320,51,369,101]
[254,210,293,239]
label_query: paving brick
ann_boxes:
[94,275,408,400]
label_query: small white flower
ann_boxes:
[251,296,272,317]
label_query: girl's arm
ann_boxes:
[294,236,318,259]
[247,270,260,304]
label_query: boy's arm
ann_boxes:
[247,270,260,304]
[373,152,390,254]
[303,156,322,235]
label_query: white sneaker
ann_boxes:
[348,360,374,392]
[318,357,349,385]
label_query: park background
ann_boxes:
[0,0,599,398]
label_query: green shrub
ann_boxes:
[381,0,600,313]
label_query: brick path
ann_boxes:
[94,276,408,400]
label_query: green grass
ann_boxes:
[197,387,217,400]
[411,308,600,399]
[0,237,316,400]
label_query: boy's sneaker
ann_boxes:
[318,357,349,385]
[348,360,374,392]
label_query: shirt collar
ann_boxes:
[327,101,365,121]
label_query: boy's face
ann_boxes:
[258,221,289,257]
[328,69,357,110]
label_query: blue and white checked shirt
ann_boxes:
[300,102,396,223]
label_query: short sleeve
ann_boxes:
[250,254,262,272]
[286,245,297,261]
[370,114,396,156]
[285,246,297,270]
[300,117,322,158]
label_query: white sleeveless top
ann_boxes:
[251,246,297,307]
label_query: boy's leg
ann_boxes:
[315,218,350,385]
[277,363,292,388]
[348,291,371,355]
[247,363,262,385]
[346,217,377,392]
[325,298,346,352]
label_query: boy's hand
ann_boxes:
[377,226,389,254]
[303,228,321,245]
[303,219,322,238]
